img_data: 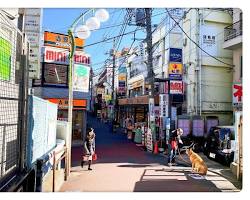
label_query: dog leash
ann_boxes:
[177,148,192,166]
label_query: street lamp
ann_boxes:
[67,8,109,176]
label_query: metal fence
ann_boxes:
[0,10,29,187]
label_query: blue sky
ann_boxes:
[42,8,166,76]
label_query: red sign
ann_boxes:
[233,83,242,105]
[42,46,90,65]
[169,80,183,94]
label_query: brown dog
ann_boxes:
[186,148,208,175]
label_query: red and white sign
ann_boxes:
[169,80,183,94]
[233,82,242,105]
[42,46,90,65]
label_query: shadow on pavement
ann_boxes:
[133,168,222,192]
[117,164,156,168]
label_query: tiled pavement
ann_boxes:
[59,115,242,192]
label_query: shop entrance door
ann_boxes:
[72,110,84,141]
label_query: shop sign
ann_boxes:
[168,63,183,78]
[233,82,242,107]
[43,46,90,65]
[47,98,87,109]
[118,74,126,81]
[146,128,153,152]
[169,80,183,94]
[171,106,177,120]
[24,8,42,79]
[169,48,182,63]
[24,15,41,32]
[73,64,90,92]
[149,98,155,121]
[44,31,84,50]
[159,94,169,117]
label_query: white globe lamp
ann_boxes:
[86,17,100,30]
[75,25,91,39]
[95,9,109,22]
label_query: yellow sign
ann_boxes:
[168,63,183,77]
[118,74,126,81]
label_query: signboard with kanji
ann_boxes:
[168,63,183,78]
[233,82,242,107]
[169,80,183,94]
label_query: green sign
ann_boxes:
[76,65,88,76]
[0,37,11,81]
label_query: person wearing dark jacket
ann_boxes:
[81,127,96,170]
[168,128,183,166]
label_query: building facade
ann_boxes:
[33,31,91,144]
[223,8,242,179]
[183,8,234,128]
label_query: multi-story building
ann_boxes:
[223,8,242,179]
[33,31,91,145]
[183,8,234,128]
[118,8,184,125]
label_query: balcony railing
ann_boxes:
[224,20,242,42]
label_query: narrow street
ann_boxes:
[60,115,241,192]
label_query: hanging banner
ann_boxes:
[73,64,90,92]
[169,48,182,63]
[170,80,183,94]
[168,63,183,78]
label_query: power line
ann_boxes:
[166,9,234,67]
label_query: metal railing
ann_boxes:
[224,20,242,42]
[0,10,29,189]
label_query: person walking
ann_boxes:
[81,127,96,170]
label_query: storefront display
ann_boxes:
[47,98,87,142]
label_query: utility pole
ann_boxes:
[145,8,156,141]
[112,37,116,124]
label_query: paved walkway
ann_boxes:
[60,115,241,192]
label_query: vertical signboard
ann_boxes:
[159,94,169,117]
[24,8,43,79]
[73,64,90,92]
[232,82,242,108]
[149,98,155,121]
[118,65,126,96]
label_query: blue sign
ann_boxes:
[169,48,182,63]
